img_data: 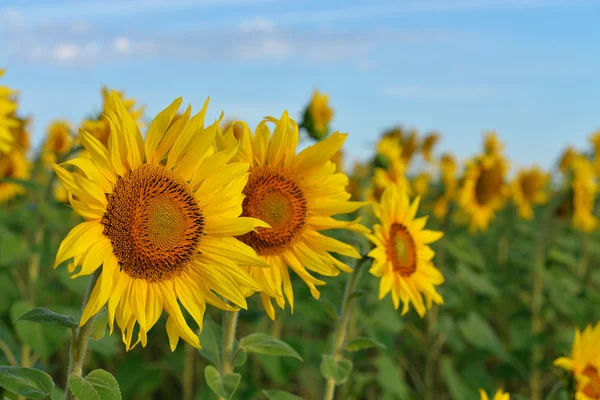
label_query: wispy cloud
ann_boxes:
[383,84,498,99]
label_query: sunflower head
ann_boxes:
[370,136,410,202]
[421,133,440,163]
[302,89,334,140]
[412,172,430,197]
[401,130,419,165]
[571,156,598,232]
[483,131,504,155]
[479,389,510,400]
[559,147,578,174]
[43,120,73,163]
[458,153,509,232]
[367,184,444,317]
[0,151,30,203]
[217,111,367,319]
[54,93,270,351]
[555,322,600,400]
[0,69,18,154]
[511,166,550,220]
[9,115,30,154]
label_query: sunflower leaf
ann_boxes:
[204,365,240,400]
[0,366,55,399]
[239,333,303,361]
[68,369,121,400]
[13,307,78,328]
[320,355,353,385]
[343,337,386,352]
[262,389,304,400]
[89,309,108,340]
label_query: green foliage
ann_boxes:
[0,366,55,399]
[14,307,78,328]
[320,355,353,385]
[204,365,241,400]
[262,389,304,400]
[67,369,121,400]
[343,337,386,352]
[240,333,303,361]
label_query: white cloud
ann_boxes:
[383,84,497,99]
[0,7,23,27]
[114,37,132,54]
[53,44,79,63]
[239,17,274,33]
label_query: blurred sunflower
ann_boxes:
[511,166,549,220]
[483,131,504,155]
[589,131,600,176]
[0,69,18,154]
[458,153,509,231]
[217,112,367,319]
[43,120,73,164]
[401,129,419,165]
[302,89,334,140]
[0,151,30,203]
[479,389,510,400]
[81,87,145,148]
[421,132,440,163]
[9,115,31,154]
[54,93,269,351]
[367,184,444,317]
[559,147,577,174]
[554,322,600,400]
[412,172,430,197]
[433,153,458,219]
[369,136,410,202]
[571,156,598,232]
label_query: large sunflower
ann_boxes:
[433,153,458,219]
[458,153,509,232]
[54,93,269,350]
[479,389,510,400]
[511,166,549,220]
[216,114,367,319]
[571,156,598,232]
[555,323,600,400]
[0,151,30,203]
[0,69,18,154]
[367,185,444,317]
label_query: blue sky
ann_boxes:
[1,0,599,171]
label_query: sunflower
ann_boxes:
[369,136,410,202]
[554,322,600,400]
[302,89,334,140]
[367,185,443,316]
[412,172,430,197]
[421,133,440,163]
[479,389,510,400]
[43,120,73,164]
[0,69,18,154]
[81,87,145,148]
[54,93,270,350]
[401,130,419,165]
[559,147,577,174]
[589,131,600,176]
[9,115,31,154]
[511,166,549,220]
[216,112,367,319]
[433,153,458,219]
[483,131,504,155]
[458,153,508,231]
[571,156,598,233]
[0,151,30,203]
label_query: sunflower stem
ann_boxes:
[323,257,367,400]
[65,269,101,400]
[183,343,196,400]
[220,309,239,386]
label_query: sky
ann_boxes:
[1,0,600,171]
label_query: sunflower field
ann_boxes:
[0,69,599,400]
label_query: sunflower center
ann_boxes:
[583,365,600,399]
[238,166,307,256]
[387,223,417,277]
[102,164,204,282]
[475,162,503,206]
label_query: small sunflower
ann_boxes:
[216,112,367,319]
[401,130,419,165]
[412,172,430,197]
[369,136,410,202]
[479,389,510,400]
[81,87,145,148]
[483,131,504,155]
[0,69,18,154]
[367,184,444,317]
[302,89,334,140]
[571,156,598,232]
[433,153,459,219]
[458,153,508,231]
[555,322,600,400]
[54,93,268,350]
[559,147,577,174]
[0,151,30,203]
[421,133,440,163]
[589,131,600,176]
[511,166,549,220]
[43,120,73,164]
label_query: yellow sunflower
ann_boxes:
[401,130,419,165]
[412,172,430,197]
[54,93,269,351]
[367,184,444,317]
[369,136,410,202]
[81,87,145,148]
[483,131,504,155]
[306,89,334,138]
[559,147,577,174]
[0,151,30,203]
[458,153,509,232]
[433,153,458,219]
[589,131,600,176]
[511,166,549,220]
[421,133,440,163]
[555,322,600,400]
[0,69,18,154]
[216,112,368,319]
[479,389,510,400]
[43,120,73,164]
[571,156,598,232]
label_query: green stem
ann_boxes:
[219,309,239,399]
[323,258,367,400]
[65,269,101,400]
[183,343,196,400]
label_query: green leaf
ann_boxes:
[14,307,78,328]
[320,355,353,385]
[203,365,240,400]
[67,369,121,400]
[440,358,476,400]
[240,333,303,361]
[263,389,304,400]
[343,337,386,352]
[375,355,410,398]
[348,289,369,301]
[457,312,506,358]
[0,366,55,399]
[233,348,248,367]
[89,309,108,340]
[456,262,499,299]
[0,231,30,267]
[317,298,338,319]
[198,316,223,368]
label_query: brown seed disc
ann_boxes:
[102,164,204,282]
[238,166,307,256]
[387,223,417,277]
[475,161,503,206]
[582,365,600,399]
